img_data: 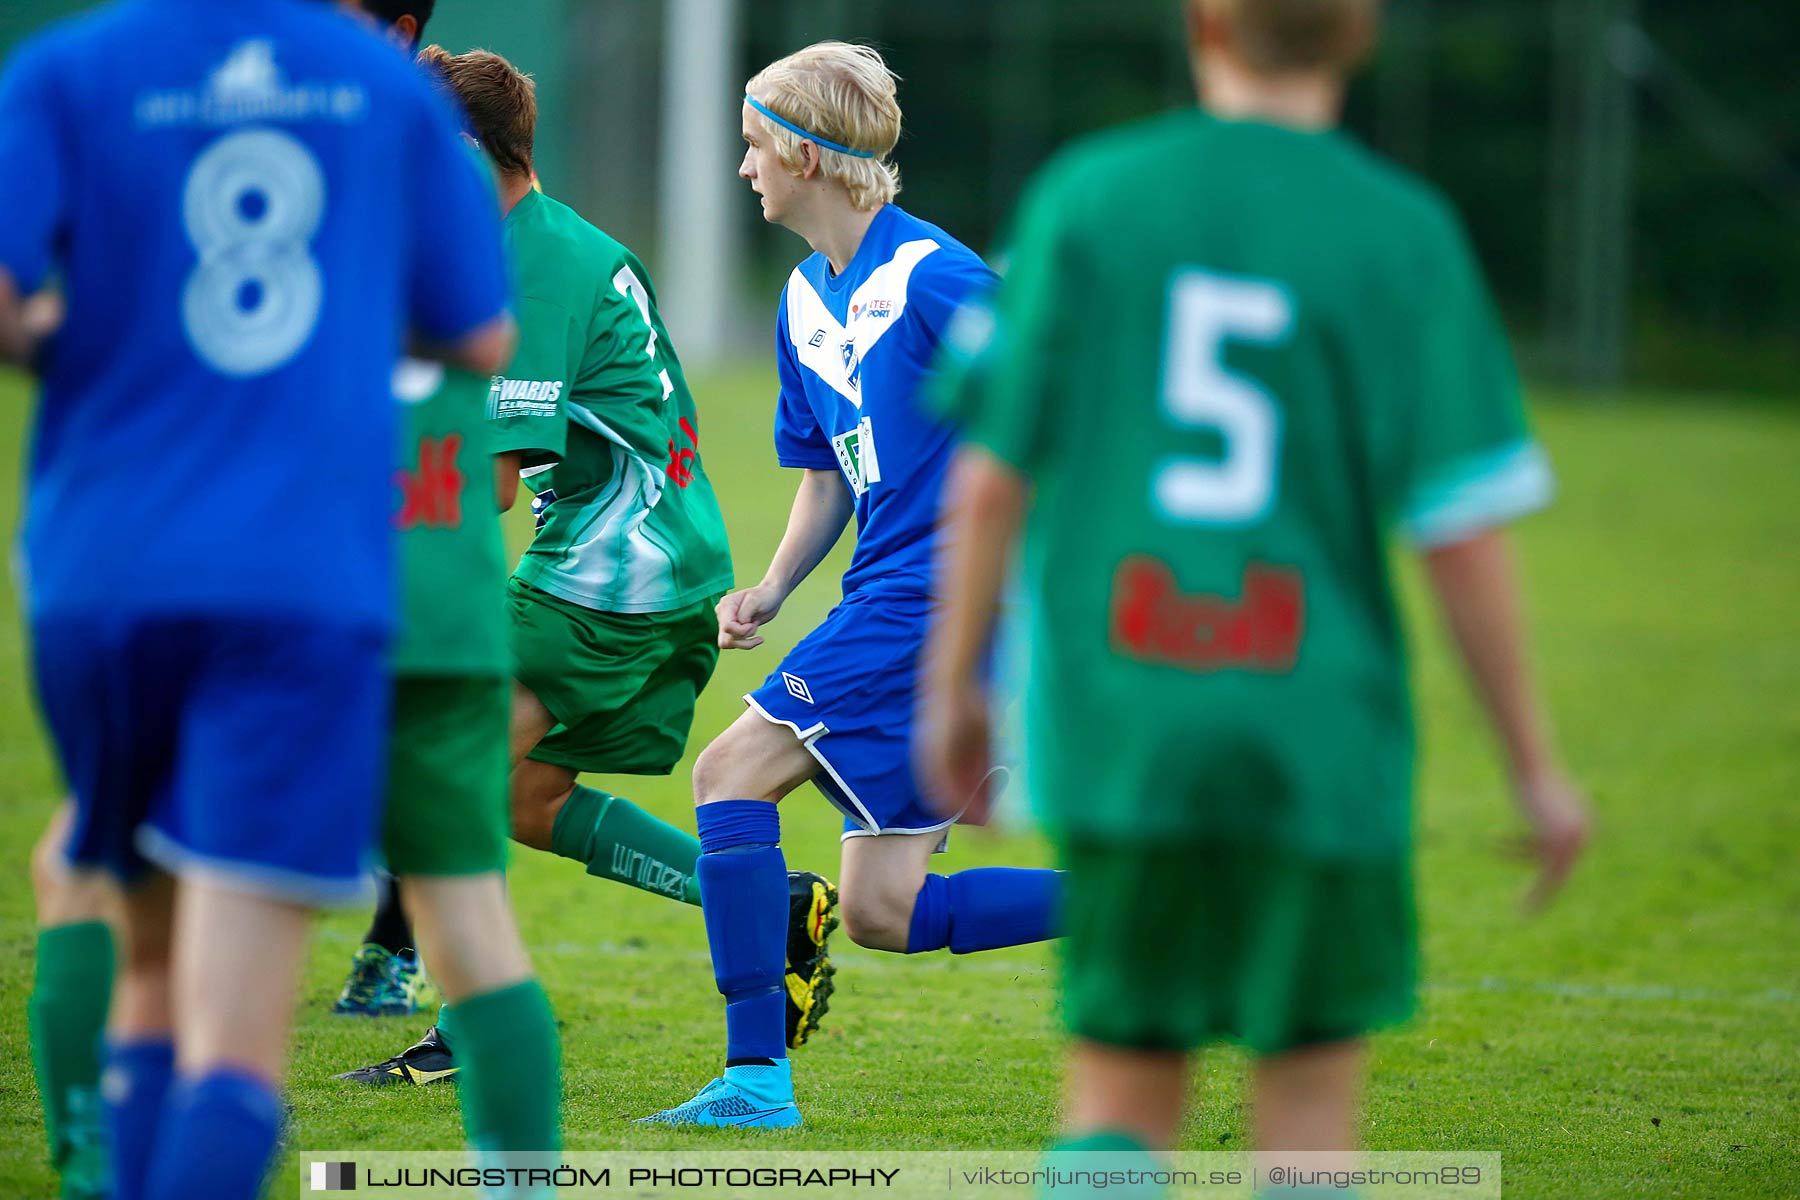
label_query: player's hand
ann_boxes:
[1510,767,1591,911]
[717,583,785,650]
[917,676,994,822]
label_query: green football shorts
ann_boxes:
[509,578,722,775]
[383,674,510,876]
[1058,837,1417,1055]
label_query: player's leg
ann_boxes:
[402,874,560,1158]
[132,619,387,1200]
[103,875,176,1200]
[1063,1041,1192,1151]
[138,881,309,1200]
[27,617,180,1200]
[29,804,117,1200]
[511,734,701,907]
[1252,1039,1363,1162]
[505,591,712,908]
[639,711,819,1127]
[1047,835,1213,1184]
[330,870,428,1017]
[836,829,1061,956]
[509,586,843,1047]
[394,676,560,1154]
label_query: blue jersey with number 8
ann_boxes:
[0,0,507,627]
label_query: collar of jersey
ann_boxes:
[812,204,897,296]
[505,186,544,227]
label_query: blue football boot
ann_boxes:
[638,1060,802,1129]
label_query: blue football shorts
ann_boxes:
[31,613,388,905]
[746,592,975,844]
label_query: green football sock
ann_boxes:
[449,981,561,1154]
[1046,1131,1164,1200]
[550,785,701,906]
[29,921,114,1198]
[1051,1131,1152,1153]
[433,1002,455,1045]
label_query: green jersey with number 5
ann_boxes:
[489,189,733,612]
[942,112,1552,855]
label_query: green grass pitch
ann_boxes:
[0,367,1794,1197]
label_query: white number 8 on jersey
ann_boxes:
[181,127,327,378]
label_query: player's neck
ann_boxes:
[1198,56,1342,131]
[499,173,535,216]
[795,200,882,277]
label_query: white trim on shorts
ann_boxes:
[136,826,375,908]
[742,692,958,847]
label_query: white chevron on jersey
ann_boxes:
[785,238,941,408]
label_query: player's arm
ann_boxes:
[918,447,1027,821]
[918,168,1072,817]
[0,44,67,370]
[486,295,577,508]
[413,316,515,379]
[719,297,854,650]
[494,451,523,511]
[717,469,852,650]
[1401,201,1589,908]
[1421,530,1588,908]
[0,269,63,369]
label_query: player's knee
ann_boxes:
[691,738,741,806]
[839,888,913,952]
[121,921,173,974]
[30,824,70,909]
[510,761,575,815]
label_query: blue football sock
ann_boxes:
[696,800,789,1063]
[103,1038,173,1200]
[143,1069,281,1200]
[905,867,1063,954]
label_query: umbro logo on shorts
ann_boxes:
[782,672,814,704]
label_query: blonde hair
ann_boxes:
[1200,0,1379,73]
[745,42,901,211]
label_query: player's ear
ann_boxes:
[799,141,822,182]
[396,15,419,47]
[1191,0,1231,56]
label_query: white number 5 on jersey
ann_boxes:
[1153,269,1293,525]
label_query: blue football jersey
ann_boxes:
[773,204,996,599]
[0,0,508,626]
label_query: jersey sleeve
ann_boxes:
[487,294,574,458]
[773,290,836,470]
[403,80,510,344]
[934,166,1074,474]
[0,40,67,294]
[907,248,998,348]
[1393,206,1553,548]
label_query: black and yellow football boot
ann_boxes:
[332,1024,458,1086]
[784,870,839,1049]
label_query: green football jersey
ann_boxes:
[488,189,733,613]
[392,359,509,676]
[944,112,1552,856]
